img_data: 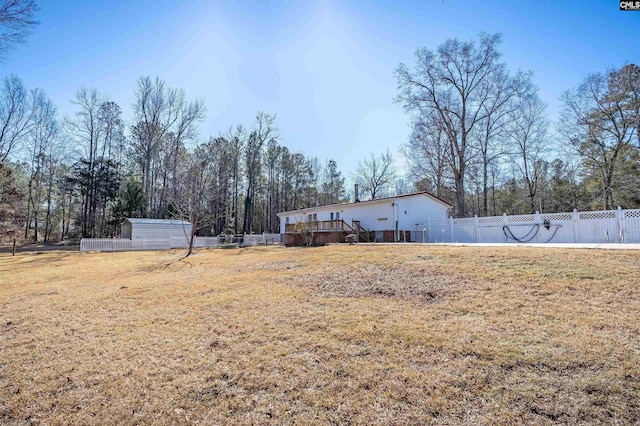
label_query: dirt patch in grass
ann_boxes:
[292,263,470,302]
[1,245,639,424]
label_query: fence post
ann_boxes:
[572,209,578,243]
[617,206,623,243]
[474,215,478,243]
[449,217,454,243]
[535,211,541,243]
[503,213,507,243]
[427,218,431,243]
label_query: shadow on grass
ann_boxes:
[135,255,194,273]
[0,252,77,268]
[0,244,78,255]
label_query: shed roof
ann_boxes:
[124,218,191,226]
[276,191,452,217]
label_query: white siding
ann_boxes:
[121,222,132,239]
[279,201,393,233]
[121,219,193,243]
[130,223,191,241]
[396,195,450,241]
[340,202,394,231]
[278,193,450,237]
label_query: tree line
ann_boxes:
[0,75,352,243]
[396,33,639,217]
[1,27,639,244]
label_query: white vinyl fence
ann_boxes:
[413,207,640,244]
[243,233,282,246]
[80,233,282,253]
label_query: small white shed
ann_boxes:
[121,218,192,241]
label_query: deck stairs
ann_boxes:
[351,220,371,242]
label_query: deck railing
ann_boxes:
[285,220,353,233]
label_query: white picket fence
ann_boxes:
[414,207,640,244]
[80,233,282,253]
[243,233,282,246]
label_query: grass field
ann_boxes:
[1,245,639,425]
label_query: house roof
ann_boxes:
[276,191,452,217]
[124,218,191,226]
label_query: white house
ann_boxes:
[277,191,452,245]
[121,218,192,242]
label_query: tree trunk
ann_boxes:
[482,157,489,216]
[528,182,536,214]
[60,194,66,242]
[143,156,152,217]
[243,189,252,234]
[24,180,32,240]
[43,170,54,242]
[604,168,614,210]
[454,169,465,217]
[33,209,38,242]
[233,168,239,234]
[186,226,196,257]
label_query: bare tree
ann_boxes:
[95,101,125,234]
[396,33,509,216]
[227,125,244,234]
[169,96,206,199]
[65,88,102,237]
[402,111,451,199]
[559,64,640,209]
[132,76,181,217]
[24,87,57,241]
[0,163,23,242]
[169,147,217,257]
[474,69,531,215]
[0,74,36,162]
[264,138,283,233]
[293,216,315,247]
[98,101,126,164]
[0,0,39,61]
[41,132,67,242]
[507,90,548,213]
[242,112,277,234]
[319,159,346,205]
[353,149,397,200]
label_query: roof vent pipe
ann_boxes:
[354,183,360,203]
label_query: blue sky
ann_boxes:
[4,0,639,177]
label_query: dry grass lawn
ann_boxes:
[1,244,639,425]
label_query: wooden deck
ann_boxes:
[284,220,354,234]
[284,220,381,246]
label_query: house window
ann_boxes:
[313,213,317,221]
[307,214,313,222]
[330,212,334,220]
[285,217,289,224]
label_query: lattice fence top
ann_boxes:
[477,216,503,224]
[452,218,475,225]
[541,213,573,221]
[450,208,639,225]
[624,209,640,219]
[506,214,536,223]
[579,211,616,220]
